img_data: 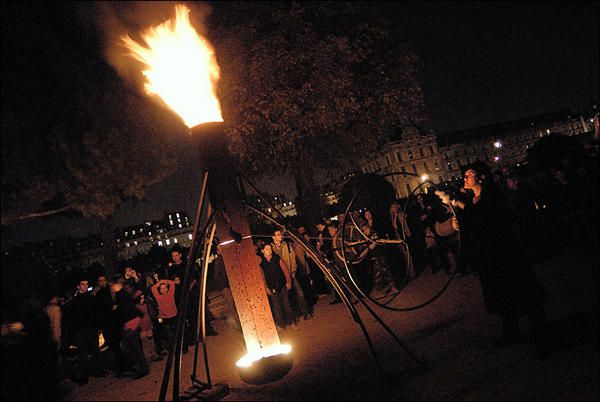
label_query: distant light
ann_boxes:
[494,141,502,148]
[546,129,550,134]
[421,174,429,182]
[494,156,500,162]
[220,239,235,246]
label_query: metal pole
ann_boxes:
[199,222,217,387]
[191,216,216,387]
[159,171,209,402]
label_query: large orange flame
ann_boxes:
[121,4,222,128]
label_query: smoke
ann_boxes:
[92,1,213,92]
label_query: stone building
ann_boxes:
[360,126,444,198]
[360,110,593,198]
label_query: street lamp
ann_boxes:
[121,4,291,399]
[494,140,502,148]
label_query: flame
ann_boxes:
[121,4,222,128]
[235,344,292,368]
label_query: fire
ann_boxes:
[235,344,292,368]
[121,4,222,128]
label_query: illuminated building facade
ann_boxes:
[360,110,593,197]
[360,126,445,198]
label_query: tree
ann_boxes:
[2,3,185,275]
[209,2,426,227]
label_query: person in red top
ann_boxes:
[151,279,177,354]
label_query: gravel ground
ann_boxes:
[64,247,599,401]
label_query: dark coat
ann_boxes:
[461,185,546,316]
[114,290,143,326]
[260,254,287,293]
[68,291,96,332]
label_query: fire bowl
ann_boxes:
[236,352,294,385]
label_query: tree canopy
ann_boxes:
[1,2,184,225]
[208,1,426,223]
[210,2,425,171]
[2,3,187,273]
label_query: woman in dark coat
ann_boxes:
[440,161,551,359]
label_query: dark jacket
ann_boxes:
[93,287,114,330]
[461,185,546,315]
[68,291,95,332]
[114,290,143,326]
[260,254,287,292]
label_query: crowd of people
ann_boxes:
[252,153,598,351]
[2,148,597,398]
[1,246,220,400]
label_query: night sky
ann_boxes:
[1,1,598,249]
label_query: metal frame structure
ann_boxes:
[158,170,462,401]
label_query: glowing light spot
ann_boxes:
[235,344,292,368]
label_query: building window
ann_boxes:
[166,239,171,246]
[125,242,130,247]
[412,164,417,173]
[174,238,178,243]
[396,152,401,162]
[188,234,193,240]
[408,151,413,159]
[429,145,434,154]
[405,183,411,194]
[423,162,429,170]
[420,148,424,157]
[158,241,163,247]
[133,240,138,246]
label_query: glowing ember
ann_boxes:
[121,4,222,128]
[236,344,292,368]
